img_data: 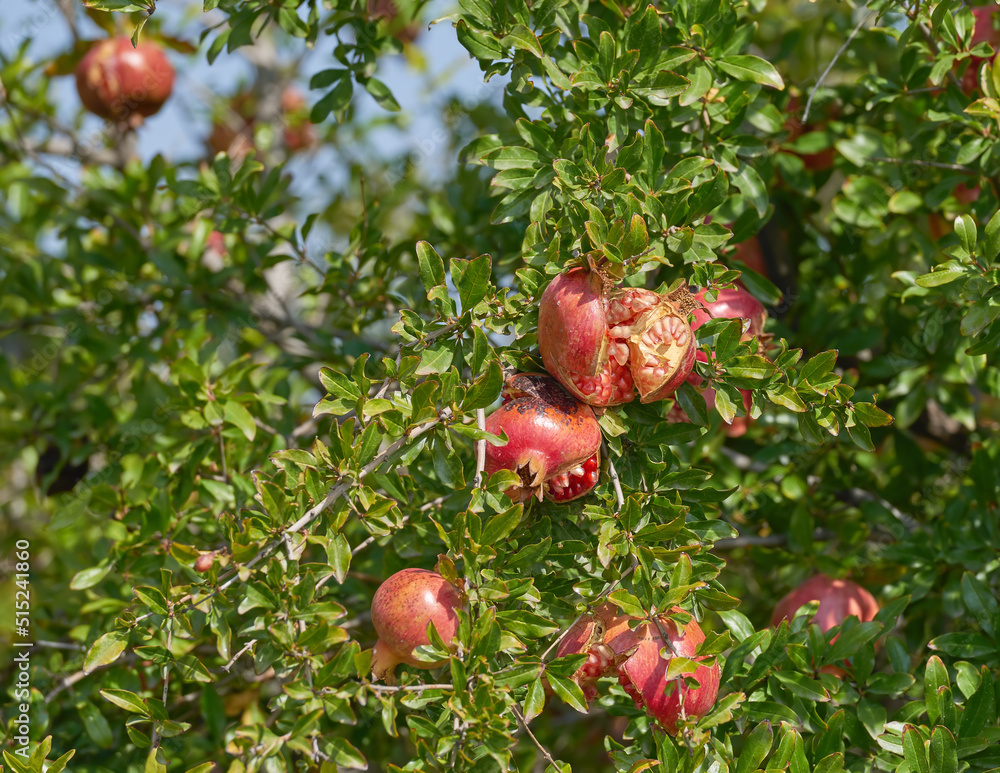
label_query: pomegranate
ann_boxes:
[607,607,720,735]
[484,373,602,502]
[280,87,316,152]
[667,286,767,434]
[960,6,1000,94]
[194,553,215,573]
[771,574,880,676]
[75,37,174,126]
[370,568,464,684]
[538,268,697,406]
[554,602,632,703]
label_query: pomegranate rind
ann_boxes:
[691,287,767,340]
[627,304,697,404]
[771,574,879,633]
[75,37,175,123]
[370,568,463,682]
[612,608,720,735]
[484,374,602,502]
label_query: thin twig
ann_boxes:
[605,452,624,513]
[473,408,486,489]
[367,682,453,693]
[222,639,257,672]
[870,156,976,172]
[132,409,453,625]
[804,7,875,123]
[511,705,559,768]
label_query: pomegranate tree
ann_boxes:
[771,574,880,675]
[75,37,174,126]
[484,373,601,502]
[370,568,464,684]
[607,607,720,735]
[538,268,696,407]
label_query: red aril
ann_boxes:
[370,568,464,684]
[75,37,174,126]
[554,601,633,704]
[484,373,602,503]
[538,268,696,407]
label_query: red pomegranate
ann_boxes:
[484,373,602,503]
[538,268,696,407]
[607,607,720,735]
[75,37,174,126]
[961,6,1000,94]
[280,87,316,152]
[193,552,215,573]
[771,574,879,675]
[555,616,615,703]
[370,568,464,684]
[667,286,767,434]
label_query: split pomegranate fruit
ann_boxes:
[75,37,174,126]
[538,268,696,407]
[771,574,880,676]
[370,568,464,684]
[484,373,601,502]
[555,603,720,734]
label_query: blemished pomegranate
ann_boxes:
[484,373,601,502]
[538,268,697,407]
[606,607,720,735]
[555,602,630,703]
[75,37,174,125]
[370,568,464,684]
[771,574,880,676]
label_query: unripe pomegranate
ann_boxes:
[75,37,174,126]
[771,574,879,676]
[370,568,464,684]
[538,268,696,407]
[607,608,720,735]
[484,373,602,502]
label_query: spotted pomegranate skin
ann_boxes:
[538,269,696,407]
[370,568,463,684]
[771,574,879,676]
[484,373,601,502]
[75,37,174,125]
[608,607,720,735]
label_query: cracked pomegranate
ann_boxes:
[607,607,720,735]
[484,373,601,502]
[538,268,696,407]
[554,603,626,704]
[75,37,174,125]
[370,568,463,684]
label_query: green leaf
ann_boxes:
[904,725,930,773]
[133,586,169,616]
[929,726,958,773]
[547,673,589,713]
[771,670,831,701]
[454,253,492,311]
[983,209,1000,262]
[501,24,544,57]
[960,572,998,637]
[326,533,351,585]
[84,630,129,674]
[363,77,400,111]
[958,671,996,738]
[716,55,785,89]
[100,688,150,716]
[145,747,167,773]
[735,721,774,773]
[929,632,997,658]
[457,20,505,59]
[961,297,1000,337]
[523,677,546,722]
[925,655,949,723]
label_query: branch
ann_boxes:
[472,408,486,490]
[511,705,559,769]
[132,409,454,625]
[605,450,624,513]
[804,7,875,122]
